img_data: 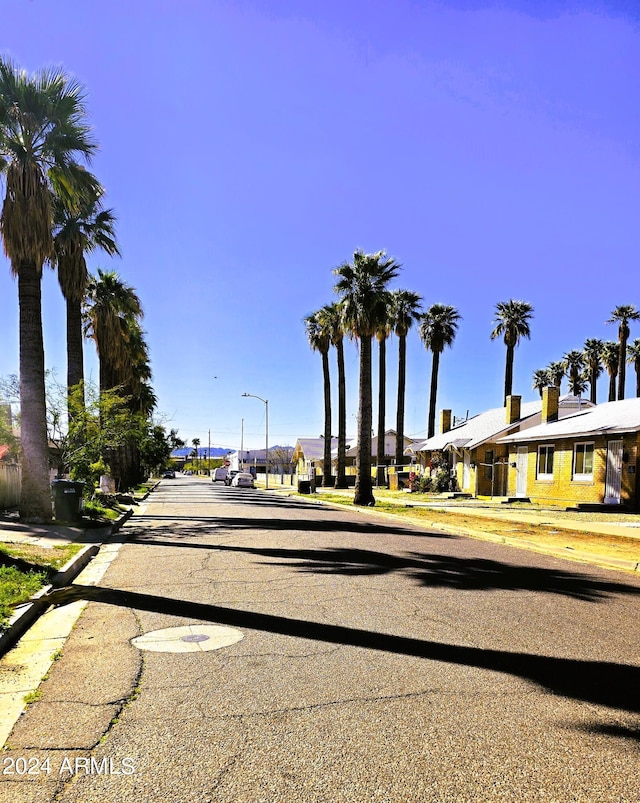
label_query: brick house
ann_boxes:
[498,389,640,509]
[411,390,592,497]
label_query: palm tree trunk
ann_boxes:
[354,335,374,506]
[376,337,386,486]
[504,343,515,405]
[18,263,52,521]
[590,367,597,405]
[608,373,617,403]
[427,350,441,439]
[395,333,407,466]
[66,296,85,410]
[322,350,332,486]
[334,339,347,489]
[636,364,640,398]
[618,338,627,400]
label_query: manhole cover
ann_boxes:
[131,625,244,653]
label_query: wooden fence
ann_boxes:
[0,463,21,509]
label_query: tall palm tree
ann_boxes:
[532,368,551,398]
[322,302,347,489]
[374,296,392,485]
[333,249,400,506]
[84,269,145,489]
[546,361,565,390]
[601,341,620,403]
[563,350,588,396]
[419,304,461,439]
[84,269,143,395]
[583,338,604,405]
[192,438,200,471]
[0,58,96,521]
[304,309,332,486]
[390,289,422,466]
[627,339,640,398]
[490,300,534,405]
[607,305,640,400]
[54,188,119,412]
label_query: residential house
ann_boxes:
[292,438,339,479]
[411,390,593,497]
[498,391,640,508]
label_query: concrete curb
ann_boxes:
[282,490,640,576]
[0,506,137,659]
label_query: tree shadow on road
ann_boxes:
[129,516,447,538]
[47,583,640,719]
[210,543,640,601]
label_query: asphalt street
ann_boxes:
[1,476,640,802]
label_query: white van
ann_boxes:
[212,467,228,482]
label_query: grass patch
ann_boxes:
[82,500,120,521]
[0,565,48,630]
[0,542,85,631]
[0,542,83,570]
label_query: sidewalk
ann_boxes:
[0,491,151,747]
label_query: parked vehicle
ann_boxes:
[212,467,228,482]
[231,472,255,488]
[224,470,241,486]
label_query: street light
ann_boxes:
[242,393,269,489]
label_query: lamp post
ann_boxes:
[242,393,269,489]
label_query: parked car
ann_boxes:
[212,467,228,482]
[231,472,255,488]
[162,469,176,479]
[224,470,241,486]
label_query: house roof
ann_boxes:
[411,395,591,453]
[293,438,338,462]
[411,400,543,453]
[497,397,640,444]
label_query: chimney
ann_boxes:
[505,395,521,425]
[542,386,559,423]
[440,409,452,434]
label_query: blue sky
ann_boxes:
[1,0,639,450]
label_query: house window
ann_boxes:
[537,445,554,479]
[573,442,594,480]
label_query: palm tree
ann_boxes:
[390,289,423,466]
[374,296,392,485]
[490,300,534,405]
[0,58,96,520]
[192,438,200,472]
[532,368,551,398]
[54,187,119,412]
[322,302,347,489]
[601,341,620,403]
[627,339,640,398]
[563,350,588,396]
[84,269,145,489]
[419,304,461,439]
[84,269,143,395]
[583,338,604,405]
[546,361,565,390]
[304,309,332,486]
[607,305,640,400]
[333,249,400,506]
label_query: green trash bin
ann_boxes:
[51,480,84,522]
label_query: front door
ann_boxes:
[516,447,528,497]
[604,439,624,504]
